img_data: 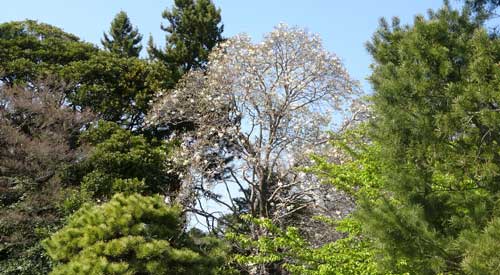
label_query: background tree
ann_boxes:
[101,11,143,57]
[359,5,500,274]
[43,193,226,275]
[61,121,181,212]
[61,52,159,129]
[148,0,224,85]
[0,20,96,86]
[0,81,94,274]
[0,7,225,273]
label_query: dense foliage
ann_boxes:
[61,121,180,211]
[359,4,500,274]
[44,193,225,274]
[62,52,159,128]
[0,20,96,85]
[5,1,500,274]
[0,1,223,273]
[0,82,94,274]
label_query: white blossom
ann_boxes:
[147,24,365,233]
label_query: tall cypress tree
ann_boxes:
[358,4,500,274]
[148,0,223,83]
[101,11,143,57]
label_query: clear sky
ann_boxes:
[2,0,450,92]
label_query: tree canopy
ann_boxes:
[0,20,96,85]
[101,11,143,57]
[148,0,224,84]
[358,5,500,274]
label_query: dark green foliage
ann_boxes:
[361,4,500,274]
[102,11,143,57]
[62,52,159,128]
[0,20,96,85]
[0,11,223,274]
[43,193,226,274]
[0,20,160,129]
[148,0,224,84]
[63,121,180,204]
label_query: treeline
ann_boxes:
[2,0,500,274]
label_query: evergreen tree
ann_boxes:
[101,11,143,57]
[465,0,500,19]
[43,193,225,274]
[359,4,500,274]
[0,20,96,85]
[61,52,160,129]
[61,121,181,212]
[148,0,223,84]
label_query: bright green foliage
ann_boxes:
[62,52,158,128]
[148,0,224,83]
[44,193,225,274]
[220,127,386,274]
[62,121,179,204]
[102,11,143,57]
[0,20,96,85]
[226,215,378,275]
[304,126,384,201]
[360,4,500,274]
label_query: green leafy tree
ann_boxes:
[101,11,143,57]
[43,193,226,274]
[359,4,500,274]
[0,20,96,85]
[148,0,224,84]
[226,216,378,275]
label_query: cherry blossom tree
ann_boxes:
[147,24,362,236]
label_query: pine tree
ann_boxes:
[359,4,500,274]
[43,193,225,275]
[101,11,143,57]
[148,0,223,83]
[465,0,500,18]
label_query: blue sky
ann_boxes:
[2,0,450,92]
